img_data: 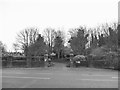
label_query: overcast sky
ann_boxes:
[0,0,119,51]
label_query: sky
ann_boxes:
[0,0,119,51]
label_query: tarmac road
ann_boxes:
[1,63,119,88]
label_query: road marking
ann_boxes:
[112,77,119,79]
[2,76,50,80]
[2,72,27,74]
[2,72,52,75]
[35,73,52,75]
[81,74,117,77]
[80,79,118,82]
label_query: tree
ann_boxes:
[14,27,39,56]
[14,28,39,67]
[97,24,118,51]
[95,23,118,49]
[13,43,19,52]
[0,41,7,55]
[98,33,106,47]
[25,34,47,67]
[28,34,47,56]
[90,32,98,49]
[69,27,89,55]
[43,28,57,54]
[0,41,7,67]
[108,27,118,45]
[118,24,120,48]
[54,30,64,59]
[68,28,78,37]
[63,46,73,56]
[106,27,118,51]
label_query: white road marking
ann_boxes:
[112,77,119,79]
[2,76,50,80]
[80,79,118,82]
[2,72,52,75]
[2,72,27,74]
[35,73,52,75]
[81,74,117,77]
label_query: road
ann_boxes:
[1,63,119,88]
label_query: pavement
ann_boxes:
[1,63,119,88]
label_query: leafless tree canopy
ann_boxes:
[14,28,39,54]
[43,28,57,53]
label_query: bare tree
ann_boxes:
[68,28,78,37]
[43,28,56,54]
[14,28,39,67]
[14,27,39,56]
[96,22,118,37]
[13,43,19,52]
[91,22,118,50]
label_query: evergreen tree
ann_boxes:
[0,41,7,56]
[108,27,118,47]
[118,24,120,48]
[28,34,47,56]
[69,28,89,55]
[54,36,64,59]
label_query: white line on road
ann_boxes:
[2,72,52,75]
[81,74,117,77]
[80,79,118,82]
[112,77,119,79]
[2,76,51,80]
[2,72,27,74]
[35,73,52,75]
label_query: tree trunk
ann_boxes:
[58,51,60,59]
[26,56,31,68]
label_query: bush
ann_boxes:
[86,54,119,70]
[112,57,119,70]
[92,60,105,68]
